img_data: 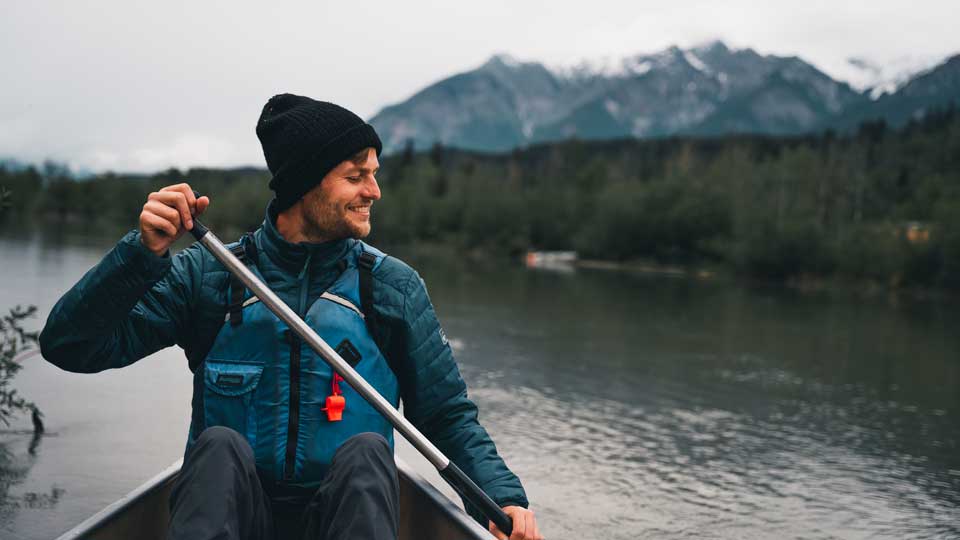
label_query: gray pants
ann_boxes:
[168,426,399,540]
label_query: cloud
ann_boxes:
[79,134,259,173]
[2,1,958,172]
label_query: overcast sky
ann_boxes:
[2,1,958,173]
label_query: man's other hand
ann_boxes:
[489,505,543,540]
[139,183,210,256]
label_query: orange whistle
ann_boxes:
[325,395,345,421]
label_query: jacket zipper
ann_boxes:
[283,329,301,480]
[283,252,312,481]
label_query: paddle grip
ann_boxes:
[440,461,513,537]
[189,218,209,240]
[189,191,209,240]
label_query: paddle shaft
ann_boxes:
[189,219,513,537]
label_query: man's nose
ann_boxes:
[363,177,381,200]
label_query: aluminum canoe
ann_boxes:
[54,457,491,540]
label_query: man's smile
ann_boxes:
[347,203,371,216]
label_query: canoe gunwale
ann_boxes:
[54,456,491,540]
[395,457,492,538]
[54,458,184,540]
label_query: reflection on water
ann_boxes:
[0,432,65,530]
[0,236,958,539]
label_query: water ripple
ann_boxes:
[470,370,960,539]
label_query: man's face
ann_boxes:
[299,147,381,242]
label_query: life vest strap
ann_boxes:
[358,251,378,340]
[228,244,245,326]
[241,232,259,264]
[227,233,257,326]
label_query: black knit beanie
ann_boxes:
[256,94,382,211]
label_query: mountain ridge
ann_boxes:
[370,42,959,154]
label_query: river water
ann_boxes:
[0,234,958,539]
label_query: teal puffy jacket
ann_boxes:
[39,203,528,522]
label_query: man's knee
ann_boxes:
[313,432,398,529]
[171,427,271,540]
[332,432,394,472]
[191,426,255,464]
[338,432,391,457]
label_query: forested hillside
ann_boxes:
[3,107,959,289]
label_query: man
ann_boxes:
[40,94,542,540]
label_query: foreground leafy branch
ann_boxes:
[0,305,39,427]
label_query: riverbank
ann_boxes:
[574,255,959,303]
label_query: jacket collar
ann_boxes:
[256,199,356,275]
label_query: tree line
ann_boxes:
[3,106,960,289]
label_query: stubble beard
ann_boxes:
[302,197,371,242]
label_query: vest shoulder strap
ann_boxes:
[358,251,376,319]
[227,233,257,327]
[357,246,392,369]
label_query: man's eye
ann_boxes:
[346,176,361,183]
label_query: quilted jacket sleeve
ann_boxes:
[39,230,201,373]
[384,266,528,524]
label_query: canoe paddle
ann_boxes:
[188,214,513,537]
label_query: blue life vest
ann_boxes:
[186,238,399,489]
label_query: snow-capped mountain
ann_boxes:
[840,55,945,99]
[837,53,960,129]
[369,42,960,154]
